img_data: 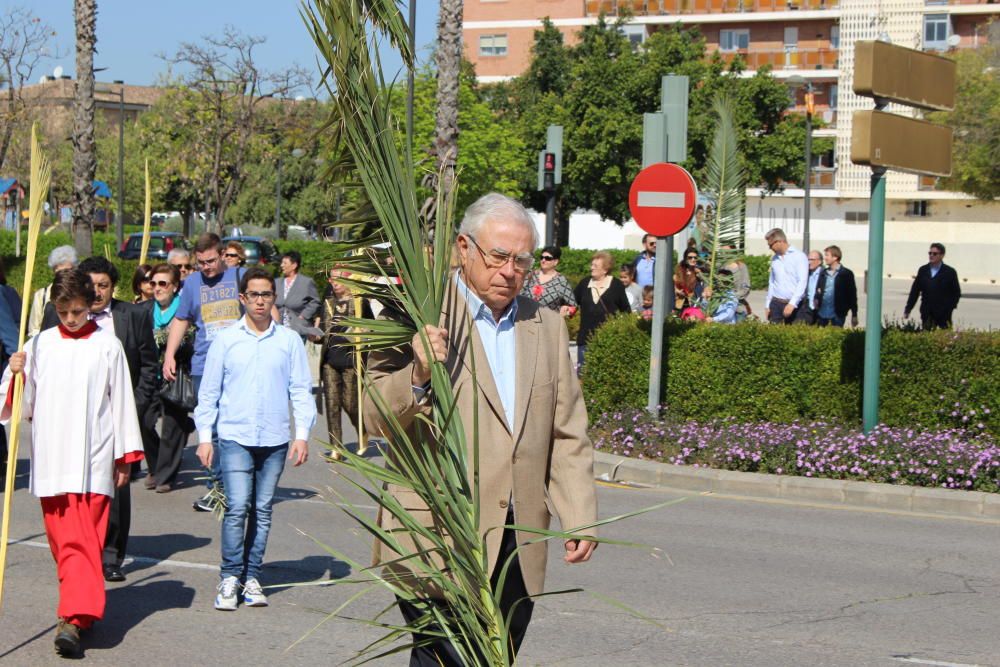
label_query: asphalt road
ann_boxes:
[1,415,999,666]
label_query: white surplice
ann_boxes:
[1,327,143,498]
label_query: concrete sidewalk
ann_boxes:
[594,452,1000,520]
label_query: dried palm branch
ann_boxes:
[0,123,51,609]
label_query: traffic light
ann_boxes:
[542,152,556,191]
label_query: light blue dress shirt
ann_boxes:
[806,267,822,309]
[455,273,517,431]
[766,245,809,310]
[195,317,316,447]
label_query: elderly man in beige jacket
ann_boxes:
[365,193,597,666]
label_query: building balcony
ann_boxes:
[716,46,839,70]
[583,0,838,17]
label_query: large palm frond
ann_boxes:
[701,94,747,311]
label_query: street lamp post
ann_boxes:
[788,76,814,253]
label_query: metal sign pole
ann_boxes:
[862,165,887,433]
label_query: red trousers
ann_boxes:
[40,493,111,629]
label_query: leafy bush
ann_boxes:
[582,316,1000,437]
[741,254,770,290]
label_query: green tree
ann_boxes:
[493,20,821,225]
[929,37,1000,200]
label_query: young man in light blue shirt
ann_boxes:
[194,267,315,611]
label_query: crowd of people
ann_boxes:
[0,213,972,660]
[0,233,374,657]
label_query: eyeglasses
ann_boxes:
[223,252,240,259]
[685,255,698,261]
[170,262,193,271]
[540,255,556,262]
[196,257,220,266]
[928,251,941,256]
[244,291,275,302]
[151,280,174,288]
[141,275,152,282]
[466,234,534,274]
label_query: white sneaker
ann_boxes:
[215,576,239,611]
[242,577,268,607]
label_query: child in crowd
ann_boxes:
[1,269,143,658]
[640,285,654,321]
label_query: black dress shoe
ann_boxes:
[54,619,82,657]
[103,565,126,582]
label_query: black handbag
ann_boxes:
[159,365,197,411]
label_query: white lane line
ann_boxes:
[637,191,685,208]
[892,657,984,667]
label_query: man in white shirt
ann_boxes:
[195,267,315,611]
[764,228,809,325]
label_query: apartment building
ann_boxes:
[464,0,1000,282]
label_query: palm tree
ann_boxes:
[71,0,97,257]
[420,0,462,224]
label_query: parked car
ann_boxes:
[118,232,192,261]
[221,236,279,267]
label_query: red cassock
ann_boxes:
[3,321,144,628]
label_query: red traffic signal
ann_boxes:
[543,152,556,172]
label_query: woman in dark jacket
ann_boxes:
[573,251,631,374]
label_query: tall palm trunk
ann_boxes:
[423,0,462,224]
[71,0,97,257]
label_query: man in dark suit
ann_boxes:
[42,257,158,582]
[904,243,962,330]
[814,245,859,328]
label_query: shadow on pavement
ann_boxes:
[262,554,351,597]
[273,486,320,505]
[88,573,196,650]
[123,533,212,576]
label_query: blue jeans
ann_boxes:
[817,315,845,327]
[193,374,223,490]
[218,440,288,581]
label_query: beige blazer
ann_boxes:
[365,276,597,598]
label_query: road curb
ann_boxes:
[594,452,1000,520]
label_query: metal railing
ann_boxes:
[716,46,839,69]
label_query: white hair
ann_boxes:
[47,245,78,269]
[167,247,191,262]
[458,193,539,249]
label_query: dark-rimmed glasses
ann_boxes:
[243,291,275,302]
[540,255,556,262]
[151,280,173,289]
[466,234,534,274]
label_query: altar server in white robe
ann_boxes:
[1,269,143,658]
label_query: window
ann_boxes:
[829,83,838,111]
[905,200,930,217]
[479,34,508,57]
[719,29,750,52]
[621,24,647,48]
[845,212,869,225]
[830,25,840,49]
[923,14,950,50]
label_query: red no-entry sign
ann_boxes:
[628,162,697,237]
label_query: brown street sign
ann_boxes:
[854,41,956,112]
[851,110,953,177]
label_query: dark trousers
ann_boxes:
[767,298,798,325]
[153,399,191,486]
[795,305,817,325]
[922,314,952,330]
[103,480,130,568]
[398,518,534,667]
[321,364,358,444]
[817,315,845,327]
[140,398,161,475]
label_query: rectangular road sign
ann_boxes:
[851,110,953,177]
[854,41,956,112]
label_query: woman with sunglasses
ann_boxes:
[222,241,246,268]
[519,245,577,317]
[144,263,194,493]
[131,264,154,304]
[673,249,705,314]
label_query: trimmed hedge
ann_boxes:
[582,315,1000,437]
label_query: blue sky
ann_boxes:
[17,0,438,92]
